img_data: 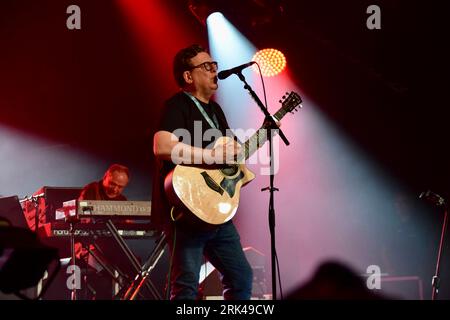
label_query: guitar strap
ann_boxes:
[184,92,220,130]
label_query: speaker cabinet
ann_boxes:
[380,276,424,300]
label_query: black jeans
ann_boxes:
[166,221,253,300]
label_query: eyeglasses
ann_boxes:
[189,61,218,72]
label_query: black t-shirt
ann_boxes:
[79,180,127,201]
[151,91,232,229]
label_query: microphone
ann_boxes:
[419,190,446,207]
[218,61,256,80]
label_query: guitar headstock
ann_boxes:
[279,91,303,114]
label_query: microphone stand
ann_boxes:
[432,205,448,300]
[235,71,290,300]
[419,190,448,300]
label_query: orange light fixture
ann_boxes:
[252,48,287,77]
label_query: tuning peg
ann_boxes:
[282,95,286,99]
[279,100,282,104]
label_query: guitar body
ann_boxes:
[164,136,255,225]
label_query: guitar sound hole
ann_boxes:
[220,165,239,177]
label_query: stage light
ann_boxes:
[206,10,257,130]
[206,12,224,25]
[188,0,218,26]
[252,48,287,77]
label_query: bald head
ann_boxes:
[102,164,129,199]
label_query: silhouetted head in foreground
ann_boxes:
[287,261,387,300]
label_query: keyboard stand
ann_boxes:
[85,243,128,287]
[69,222,77,300]
[105,219,162,300]
[121,232,167,300]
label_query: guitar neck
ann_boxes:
[241,107,287,161]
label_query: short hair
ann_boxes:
[104,163,130,180]
[173,44,207,88]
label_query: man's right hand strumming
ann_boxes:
[209,139,242,164]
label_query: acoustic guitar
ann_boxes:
[164,91,302,224]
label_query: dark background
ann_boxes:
[1,0,449,299]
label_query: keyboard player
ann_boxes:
[79,164,129,202]
[76,163,130,299]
